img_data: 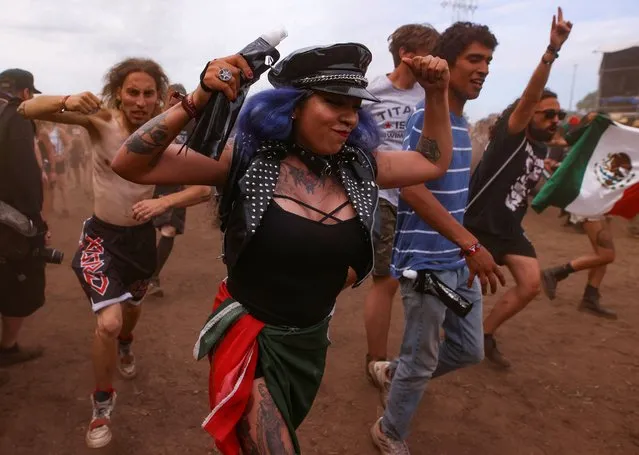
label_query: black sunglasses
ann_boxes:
[536,109,566,120]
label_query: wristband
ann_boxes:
[541,55,554,65]
[59,95,70,112]
[181,93,198,119]
[460,243,482,257]
[546,44,560,56]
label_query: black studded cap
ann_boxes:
[268,43,380,102]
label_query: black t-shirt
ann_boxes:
[546,145,568,162]
[0,92,43,226]
[464,114,546,239]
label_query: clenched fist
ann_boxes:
[402,55,450,92]
[192,55,253,109]
[65,91,101,114]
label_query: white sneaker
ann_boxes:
[118,341,137,379]
[86,392,117,448]
[368,361,391,408]
[370,417,410,454]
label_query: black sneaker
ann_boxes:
[0,344,44,367]
[484,335,511,369]
[579,292,617,320]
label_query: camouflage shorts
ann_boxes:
[372,198,397,276]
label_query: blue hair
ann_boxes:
[235,87,381,164]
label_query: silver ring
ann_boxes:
[217,68,232,82]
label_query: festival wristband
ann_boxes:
[59,95,70,112]
[181,93,198,119]
[546,44,560,57]
[542,45,559,65]
[460,243,482,257]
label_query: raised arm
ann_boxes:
[375,55,453,189]
[111,54,253,188]
[19,92,104,131]
[507,7,572,134]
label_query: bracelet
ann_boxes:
[546,44,560,57]
[181,93,198,119]
[541,55,554,65]
[460,243,482,257]
[59,95,70,112]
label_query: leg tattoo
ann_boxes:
[255,383,294,454]
[237,384,294,455]
[237,411,260,455]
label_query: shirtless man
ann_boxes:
[19,58,207,448]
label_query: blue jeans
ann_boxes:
[381,267,484,441]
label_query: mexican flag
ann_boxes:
[532,115,639,219]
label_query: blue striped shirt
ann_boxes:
[391,102,472,276]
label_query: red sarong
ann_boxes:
[202,281,265,455]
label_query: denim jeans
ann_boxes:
[381,266,484,441]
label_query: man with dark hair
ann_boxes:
[464,8,573,368]
[19,59,208,448]
[368,22,504,454]
[363,23,440,380]
[0,69,46,371]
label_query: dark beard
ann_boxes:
[528,124,554,142]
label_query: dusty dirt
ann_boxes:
[1,184,638,455]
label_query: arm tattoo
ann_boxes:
[125,111,170,156]
[416,135,441,163]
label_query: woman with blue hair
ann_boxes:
[113,43,452,454]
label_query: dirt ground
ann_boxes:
[1,184,638,455]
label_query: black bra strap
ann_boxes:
[319,200,351,223]
[272,194,350,223]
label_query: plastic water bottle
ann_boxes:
[188,28,288,160]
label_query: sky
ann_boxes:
[2,0,638,122]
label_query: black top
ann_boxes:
[0,92,43,227]
[227,199,368,327]
[220,139,377,287]
[464,114,546,239]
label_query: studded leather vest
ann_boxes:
[219,139,378,286]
